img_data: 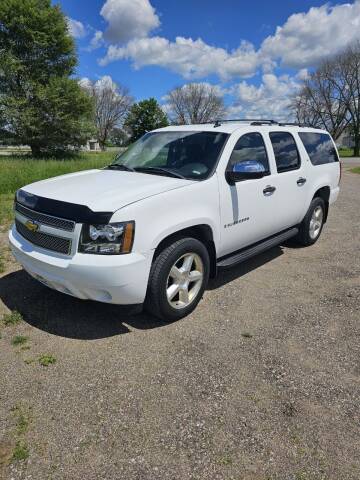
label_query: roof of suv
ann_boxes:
[154,122,327,135]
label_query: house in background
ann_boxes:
[83,138,101,151]
[336,128,355,148]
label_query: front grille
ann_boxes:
[15,220,72,255]
[15,202,75,232]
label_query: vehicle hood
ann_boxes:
[23,169,194,212]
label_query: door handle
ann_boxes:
[263,185,276,196]
[297,177,307,186]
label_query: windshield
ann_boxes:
[111,131,229,180]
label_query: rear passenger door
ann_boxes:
[266,131,310,229]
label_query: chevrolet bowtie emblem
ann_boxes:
[25,219,39,232]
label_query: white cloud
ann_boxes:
[261,1,360,68]
[97,0,360,81]
[100,36,259,79]
[80,75,118,93]
[67,18,87,39]
[88,30,104,51]
[228,73,301,120]
[100,0,160,44]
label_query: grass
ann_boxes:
[216,454,233,466]
[350,167,360,174]
[9,404,32,463]
[2,310,23,326]
[11,335,28,346]
[0,251,5,273]
[0,194,14,231]
[11,405,31,436]
[0,151,117,195]
[0,151,119,232]
[38,354,56,367]
[338,147,355,157]
[11,442,29,462]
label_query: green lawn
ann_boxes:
[0,151,118,232]
[338,147,355,157]
[350,167,360,174]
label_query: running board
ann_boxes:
[217,227,299,269]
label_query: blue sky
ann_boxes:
[60,0,360,119]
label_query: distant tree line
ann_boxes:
[292,42,360,156]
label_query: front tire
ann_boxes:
[295,197,325,246]
[145,238,210,321]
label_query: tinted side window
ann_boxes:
[269,132,300,173]
[298,132,339,165]
[228,133,269,173]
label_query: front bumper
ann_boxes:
[9,225,153,305]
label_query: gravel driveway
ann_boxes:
[0,167,359,480]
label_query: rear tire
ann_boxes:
[145,238,210,321]
[295,197,325,246]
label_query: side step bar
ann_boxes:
[217,227,299,269]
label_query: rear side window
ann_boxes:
[298,132,339,165]
[228,132,270,173]
[269,132,300,173]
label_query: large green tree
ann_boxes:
[0,0,94,155]
[124,98,168,142]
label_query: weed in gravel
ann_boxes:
[11,405,32,436]
[38,354,56,367]
[241,332,253,338]
[11,441,29,462]
[0,253,5,273]
[24,358,34,365]
[217,454,233,466]
[2,310,23,326]
[11,335,28,347]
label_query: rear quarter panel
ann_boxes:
[295,130,341,217]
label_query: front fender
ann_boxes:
[110,175,221,255]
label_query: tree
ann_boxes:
[167,83,225,124]
[0,0,94,155]
[124,98,168,142]
[81,77,133,149]
[108,127,129,147]
[336,43,360,156]
[291,61,350,140]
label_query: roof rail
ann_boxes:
[197,119,321,128]
[206,118,279,128]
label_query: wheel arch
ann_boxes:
[313,186,330,222]
[152,224,218,278]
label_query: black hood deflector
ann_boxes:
[16,190,113,224]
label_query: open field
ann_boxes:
[0,160,359,479]
[0,152,117,232]
[0,151,117,195]
[338,147,354,157]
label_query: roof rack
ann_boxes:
[203,118,279,128]
[198,118,320,129]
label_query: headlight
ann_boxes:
[79,221,135,255]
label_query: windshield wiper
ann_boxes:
[106,164,135,172]
[134,166,185,179]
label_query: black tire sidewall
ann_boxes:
[302,197,325,245]
[147,238,210,321]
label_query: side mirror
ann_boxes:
[226,160,266,184]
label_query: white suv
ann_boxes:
[9,120,341,321]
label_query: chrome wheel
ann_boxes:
[166,252,204,309]
[309,206,323,239]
